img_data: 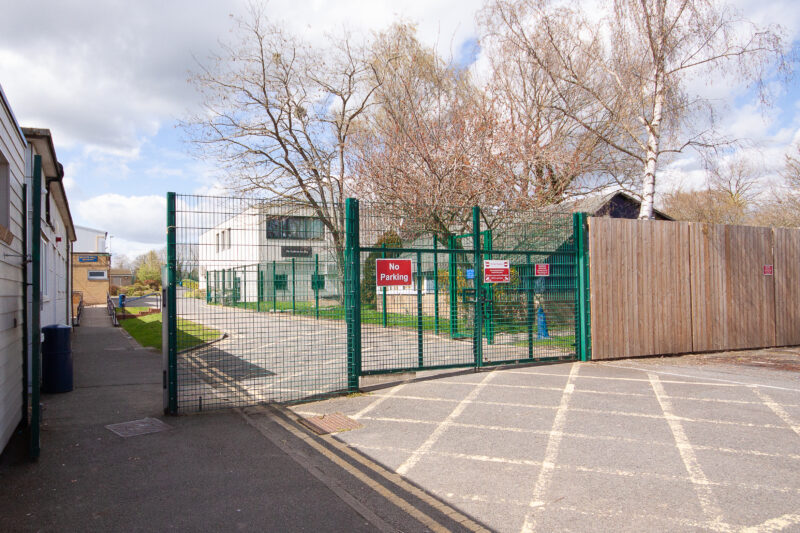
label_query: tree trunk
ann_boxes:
[638,78,665,220]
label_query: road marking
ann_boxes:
[352,383,407,420]
[605,363,800,393]
[741,513,800,533]
[396,371,497,476]
[363,393,793,430]
[520,363,579,533]
[503,368,743,387]
[751,388,800,438]
[347,416,800,461]
[245,406,489,532]
[649,373,725,528]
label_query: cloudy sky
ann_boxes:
[1,0,799,259]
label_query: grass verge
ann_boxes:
[120,313,221,352]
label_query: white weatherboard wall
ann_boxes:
[73,225,107,254]
[0,93,26,454]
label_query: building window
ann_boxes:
[266,216,323,240]
[88,270,108,281]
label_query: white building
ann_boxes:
[73,225,107,253]
[0,85,76,456]
[198,206,341,306]
[0,85,27,454]
[23,128,76,329]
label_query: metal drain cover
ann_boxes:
[105,417,172,438]
[297,413,362,435]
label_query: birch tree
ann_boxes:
[480,0,788,218]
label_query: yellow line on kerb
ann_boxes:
[265,405,490,533]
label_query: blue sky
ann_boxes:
[1,0,799,259]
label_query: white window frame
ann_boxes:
[87,270,108,281]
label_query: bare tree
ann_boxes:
[479,8,622,205]
[479,0,788,219]
[661,153,762,224]
[755,143,800,227]
[352,23,501,241]
[184,6,379,258]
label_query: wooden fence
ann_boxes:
[588,218,800,360]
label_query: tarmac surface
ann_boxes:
[0,306,483,532]
[291,350,800,532]
[175,295,573,410]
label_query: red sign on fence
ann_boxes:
[376,259,413,286]
[535,263,550,277]
[763,264,774,276]
[484,260,510,283]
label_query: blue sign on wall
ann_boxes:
[78,256,98,263]
[465,269,475,280]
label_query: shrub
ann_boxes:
[109,284,120,296]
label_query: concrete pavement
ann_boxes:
[0,306,482,532]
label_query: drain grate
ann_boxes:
[297,413,363,435]
[105,417,172,438]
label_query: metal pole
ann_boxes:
[166,192,178,415]
[433,237,439,335]
[526,253,534,359]
[381,244,387,328]
[416,251,424,368]
[272,261,276,312]
[344,199,361,392]
[30,157,42,458]
[448,235,457,339]
[21,183,28,429]
[314,254,319,319]
[473,206,483,368]
[574,212,591,361]
[291,257,296,314]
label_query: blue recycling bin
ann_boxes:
[42,324,73,393]
[118,294,126,308]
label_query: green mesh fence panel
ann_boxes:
[167,194,582,412]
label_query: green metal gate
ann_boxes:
[165,194,590,414]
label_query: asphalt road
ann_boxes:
[290,350,800,532]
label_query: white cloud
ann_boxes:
[77,194,166,247]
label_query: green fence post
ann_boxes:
[30,155,42,458]
[314,254,320,319]
[574,212,591,361]
[473,206,483,368]
[448,235,457,338]
[272,261,277,312]
[381,244,387,328]
[433,237,439,335]
[345,198,361,392]
[166,192,178,415]
[485,230,494,345]
[257,267,263,312]
[526,253,534,359]
[291,257,296,314]
[416,251,424,368]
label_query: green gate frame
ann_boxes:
[165,195,591,405]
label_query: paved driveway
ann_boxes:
[174,295,572,410]
[290,351,800,532]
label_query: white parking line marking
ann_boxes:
[520,363,579,533]
[352,384,408,420]
[751,387,800,438]
[606,363,800,393]
[397,371,497,476]
[649,373,725,527]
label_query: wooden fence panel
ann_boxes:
[774,227,800,346]
[589,218,693,360]
[690,224,775,352]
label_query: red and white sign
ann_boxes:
[483,259,510,284]
[376,258,413,286]
[535,263,550,277]
[763,264,774,276]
